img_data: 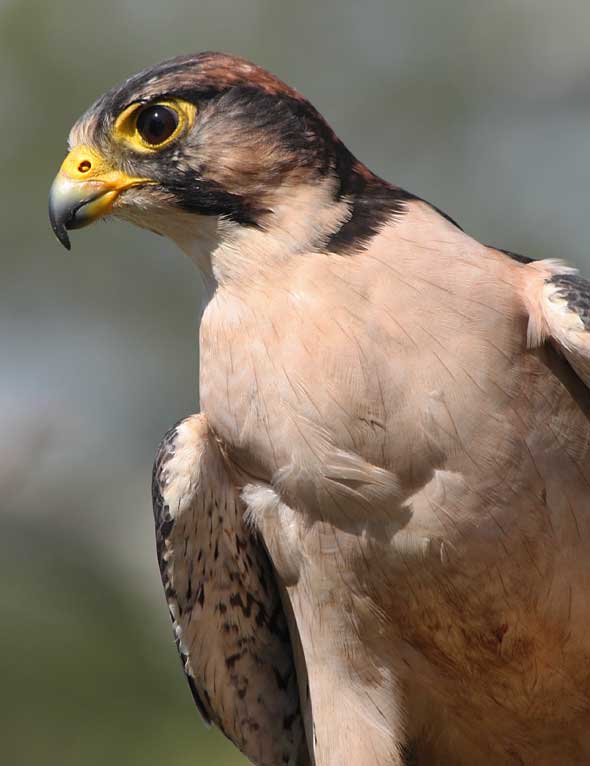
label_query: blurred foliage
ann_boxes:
[1,519,243,765]
[2,0,590,763]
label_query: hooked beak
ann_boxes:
[48,145,151,250]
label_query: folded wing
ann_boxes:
[526,260,590,395]
[152,414,310,766]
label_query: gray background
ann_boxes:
[3,1,590,763]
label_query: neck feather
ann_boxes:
[174,175,352,287]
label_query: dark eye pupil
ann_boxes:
[137,105,178,145]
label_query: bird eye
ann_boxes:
[136,104,179,146]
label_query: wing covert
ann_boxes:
[526,263,590,393]
[152,422,213,725]
[152,414,310,766]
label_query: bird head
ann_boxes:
[49,52,410,273]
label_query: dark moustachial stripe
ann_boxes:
[163,176,265,226]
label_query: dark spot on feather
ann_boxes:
[283,712,297,731]
[164,584,175,600]
[401,742,418,766]
[255,603,267,627]
[229,591,258,617]
[257,567,268,594]
[184,673,211,723]
[269,603,290,642]
[225,651,243,669]
[274,667,291,691]
[494,623,509,644]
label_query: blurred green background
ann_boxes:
[3,1,590,764]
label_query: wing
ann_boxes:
[152,414,310,766]
[525,260,590,394]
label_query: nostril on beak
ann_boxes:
[78,159,92,173]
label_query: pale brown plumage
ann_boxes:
[199,201,590,765]
[50,53,590,765]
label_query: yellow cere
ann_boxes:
[59,144,117,182]
[56,143,151,192]
[113,99,197,152]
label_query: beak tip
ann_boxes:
[49,211,72,251]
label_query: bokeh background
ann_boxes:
[3,1,590,763]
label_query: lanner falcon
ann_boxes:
[49,53,590,765]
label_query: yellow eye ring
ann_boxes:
[113,99,197,152]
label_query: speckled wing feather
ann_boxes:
[152,423,213,726]
[528,263,590,393]
[152,414,310,766]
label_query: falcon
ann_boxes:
[49,52,590,765]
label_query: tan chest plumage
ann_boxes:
[199,203,590,764]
